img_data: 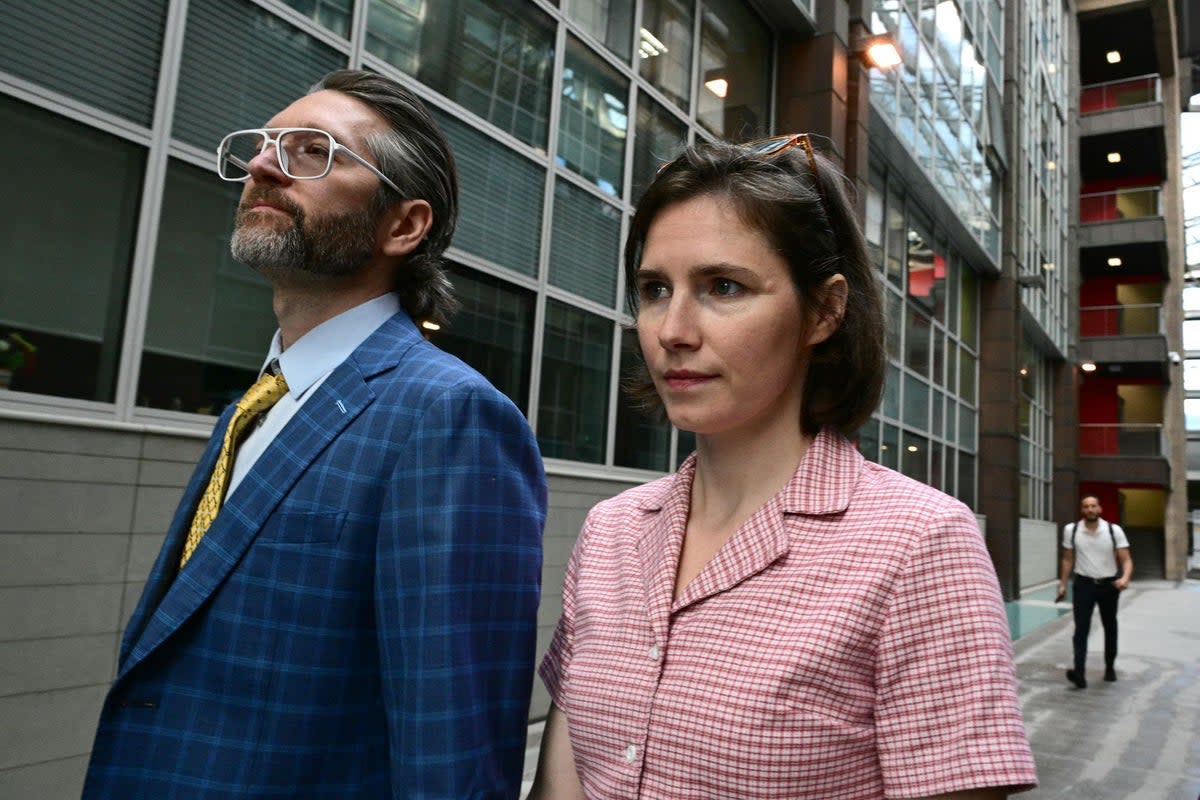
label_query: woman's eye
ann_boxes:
[639,282,669,301]
[712,278,742,296]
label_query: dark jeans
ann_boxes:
[1072,575,1120,673]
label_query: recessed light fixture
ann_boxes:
[1046,160,1057,170]
[1081,361,1098,373]
[906,445,919,452]
[1019,367,1029,376]
[704,76,729,99]
[1048,63,1057,74]
[1043,261,1055,271]
[1107,256,1123,267]
[420,320,441,332]
[1106,50,1121,63]
[1107,151,1122,163]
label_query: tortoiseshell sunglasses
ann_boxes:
[657,133,829,217]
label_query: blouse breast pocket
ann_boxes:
[257,509,347,545]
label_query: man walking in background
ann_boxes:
[82,70,546,799]
[1057,494,1133,689]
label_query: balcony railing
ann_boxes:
[1080,423,1164,456]
[1080,74,1161,114]
[1079,303,1164,337]
[1080,186,1162,223]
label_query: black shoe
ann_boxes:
[1066,669,1087,689]
[1104,667,1117,682]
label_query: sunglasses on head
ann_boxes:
[657,133,830,217]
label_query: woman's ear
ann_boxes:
[378,199,433,258]
[806,274,847,346]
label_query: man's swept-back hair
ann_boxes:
[623,139,886,436]
[312,69,459,324]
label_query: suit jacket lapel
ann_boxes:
[119,312,421,681]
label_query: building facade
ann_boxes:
[0,0,1191,796]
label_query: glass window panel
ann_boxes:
[676,429,697,467]
[887,290,904,362]
[901,430,930,483]
[280,0,352,36]
[957,450,976,507]
[175,0,345,152]
[883,364,902,420]
[1184,320,1200,351]
[697,0,770,141]
[632,94,688,204]
[865,181,885,271]
[0,0,166,127]
[930,440,944,491]
[903,372,930,430]
[945,396,957,441]
[366,0,555,148]
[960,264,978,348]
[1186,398,1200,431]
[434,266,534,411]
[931,388,944,437]
[905,306,931,376]
[549,180,622,306]
[934,0,963,85]
[857,417,880,461]
[881,423,900,469]
[907,222,941,317]
[1184,359,1200,391]
[885,185,906,289]
[0,96,143,402]
[639,0,695,112]
[960,349,977,404]
[563,0,634,61]
[614,329,671,470]
[139,159,270,414]
[559,37,629,197]
[537,300,611,462]
[959,400,977,450]
[433,108,544,276]
[932,328,946,386]
[946,251,960,335]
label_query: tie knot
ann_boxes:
[238,371,289,415]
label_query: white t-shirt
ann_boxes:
[1062,519,1129,578]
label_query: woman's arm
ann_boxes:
[527,703,585,800]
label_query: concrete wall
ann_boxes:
[0,414,633,798]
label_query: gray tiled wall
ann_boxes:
[0,415,633,798]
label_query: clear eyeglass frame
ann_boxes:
[215,127,402,195]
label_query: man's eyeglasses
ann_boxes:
[216,128,401,194]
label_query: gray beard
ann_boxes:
[231,206,380,280]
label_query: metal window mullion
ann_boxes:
[113,0,191,423]
[347,0,369,67]
[526,20,569,431]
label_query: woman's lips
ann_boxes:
[663,370,716,390]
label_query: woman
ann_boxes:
[529,135,1036,799]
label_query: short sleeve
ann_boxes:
[538,513,592,706]
[1112,524,1131,549]
[874,503,1037,797]
[1062,523,1074,550]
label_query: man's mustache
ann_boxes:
[237,188,303,219]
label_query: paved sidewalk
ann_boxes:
[1014,579,1200,799]
[521,579,1200,799]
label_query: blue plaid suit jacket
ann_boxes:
[83,312,547,799]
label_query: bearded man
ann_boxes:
[82,70,547,799]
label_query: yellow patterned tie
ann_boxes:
[180,370,289,567]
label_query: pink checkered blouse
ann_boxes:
[540,429,1036,798]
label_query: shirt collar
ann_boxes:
[636,428,861,516]
[262,293,402,398]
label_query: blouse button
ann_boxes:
[648,644,660,660]
[625,744,637,763]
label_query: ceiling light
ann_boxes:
[1107,151,1122,163]
[1046,160,1056,170]
[1081,360,1098,373]
[420,320,441,332]
[638,28,669,59]
[1106,50,1121,64]
[1042,261,1055,271]
[1019,367,1029,376]
[906,445,919,452]
[1048,63,1057,74]
[1107,256,1122,267]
